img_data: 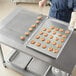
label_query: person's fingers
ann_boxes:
[39,1,44,7]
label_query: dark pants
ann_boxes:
[49,7,73,23]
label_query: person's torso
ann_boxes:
[49,0,73,22]
[51,0,68,10]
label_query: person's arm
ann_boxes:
[39,0,48,7]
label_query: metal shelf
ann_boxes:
[0,45,69,76]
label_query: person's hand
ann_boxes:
[70,12,76,29]
[39,0,47,7]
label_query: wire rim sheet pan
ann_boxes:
[26,18,73,59]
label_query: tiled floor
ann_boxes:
[0,1,50,21]
[0,1,49,76]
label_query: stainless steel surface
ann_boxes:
[27,18,73,58]
[0,8,76,74]
[0,8,45,44]
[27,58,51,76]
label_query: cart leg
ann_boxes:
[3,61,7,68]
[0,47,7,68]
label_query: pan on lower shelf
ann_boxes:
[9,51,33,70]
[26,58,51,76]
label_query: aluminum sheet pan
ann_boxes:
[26,18,74,59]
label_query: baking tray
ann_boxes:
[26,58,51,76]
[26,18,74,59]
[0,9,46,45]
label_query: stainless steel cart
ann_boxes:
[0,7,76,76]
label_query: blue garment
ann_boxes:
[49,0,75,22]
[73,0,76,11]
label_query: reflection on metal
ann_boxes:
[51,67,69,76]
[72,65,76,76]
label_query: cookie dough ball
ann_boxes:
[45,40,51,44]
[37,16,42,20]
[60,39,65,42]
[35,35,40,39]
[49,35,53,39]
[24,32,30,36]
[55,28,59,31]
[42,28,47,31]
[20,36,25,40]
[47,29,51,33]
[59,28,64,32]
[36,20,40,24]
[31,24,36,28]
[44,33,48,37]
[50,26,55,29]
[42,45,47,49]
[29,27,33,32]
[39,31,43,35]
[56,44,62,48]
[65,30,70,34]
[55,37,59,41]
[58,33,62,37]
[40,37,45,41]
[52,31,56,35]
[48,47,53,51]
[30,40,36,44]
[62,35,67,38]
[53,49,59,53]
[52,41,56,45]
[36,42,41,47]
